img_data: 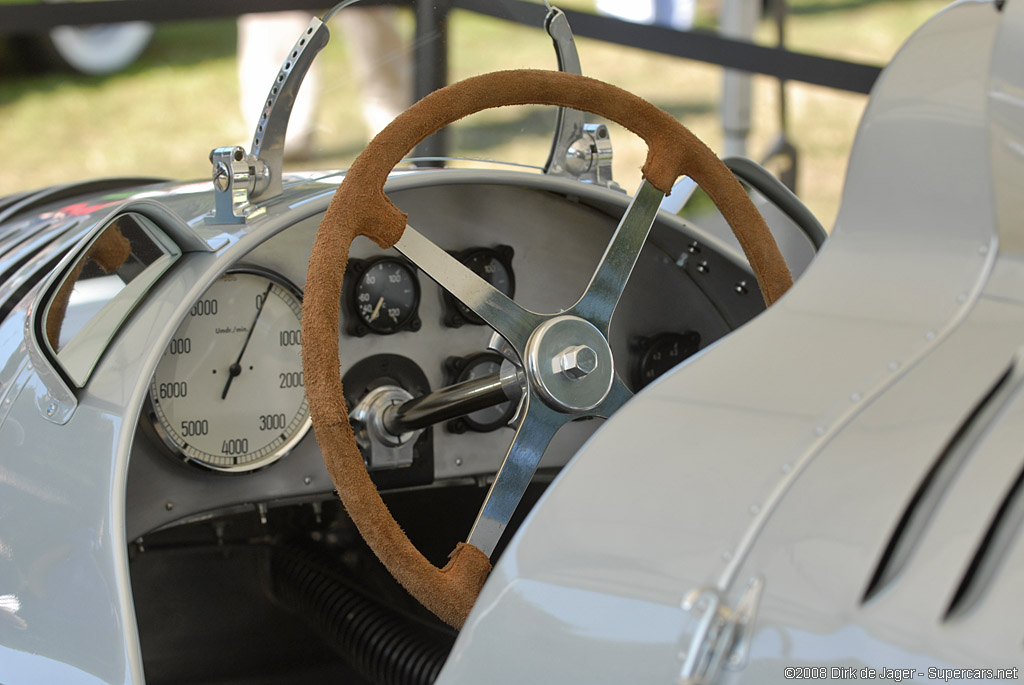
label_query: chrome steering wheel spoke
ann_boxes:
[593,374,634,419]
[569,180,665,335]
[395,225,544,353]
[466,395,571,557]
[396,190,655,560]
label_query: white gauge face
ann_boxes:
[150,271,310,472]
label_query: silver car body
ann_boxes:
[1,0,1022,683]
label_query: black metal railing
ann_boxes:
[0,0,881,93]
[0,0,883,162]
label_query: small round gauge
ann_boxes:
[634,331,701,389]
[447,351,516,433]
[149,270,311,472]
[350,257,420,335]
[449,246,515,326]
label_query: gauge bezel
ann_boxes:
[443,245,515,327]
[345,255,422,336]
[147,266,312,474]
[445,351,517,433]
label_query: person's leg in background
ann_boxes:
[335,7,411,137]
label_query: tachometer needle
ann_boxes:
[369,296,384,322]
[221,281,274,400]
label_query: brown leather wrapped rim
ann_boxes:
[301,69,793,629]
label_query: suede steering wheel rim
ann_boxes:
[301,69,793,629]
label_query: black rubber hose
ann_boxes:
[270,547,456,685]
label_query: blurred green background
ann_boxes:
[0,0,946,229]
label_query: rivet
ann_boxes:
[850,392,861,403]
[45,400,57,416]
[888,361,900,372]
[696,260,710,274]
[165,502,174,511]
[303,476,312,485]
[814,426,826,436]
[735,280,749,295]
[455,457,463,467]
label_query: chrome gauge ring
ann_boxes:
[149,269,311,472]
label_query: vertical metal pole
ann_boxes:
[720,0,757,158]
[413,0,450,165]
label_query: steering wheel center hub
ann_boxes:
[525,315,614,413]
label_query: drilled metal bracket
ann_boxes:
[250,17,330,201]
[678,577,763,684]
[207,17,330,224]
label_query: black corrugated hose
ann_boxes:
[270,546,457,685]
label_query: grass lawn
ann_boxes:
[0,0,947,229]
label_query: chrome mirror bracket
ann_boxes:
[542,8,620,190]
[543,8,584,177]
[207,16,330,224]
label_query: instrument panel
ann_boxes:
[128,180,761,539]
[145,246,706,475]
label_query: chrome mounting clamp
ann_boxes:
[207,16,330,224]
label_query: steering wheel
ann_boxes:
[302,69,793,629]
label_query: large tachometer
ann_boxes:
[149,270,311,472]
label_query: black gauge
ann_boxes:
[348,256,421,336]
[634,331,701,389]
[445,245,515,327]
[445,351,516,433]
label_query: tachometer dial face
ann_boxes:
[149,270,310,472]
[452,247,515,326]
[351,257,420,335]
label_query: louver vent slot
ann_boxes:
[862,363,1016,603]
[944,461,1024,620]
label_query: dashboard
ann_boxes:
[125,176,765,542]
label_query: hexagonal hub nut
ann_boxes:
[559,344,598,380]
